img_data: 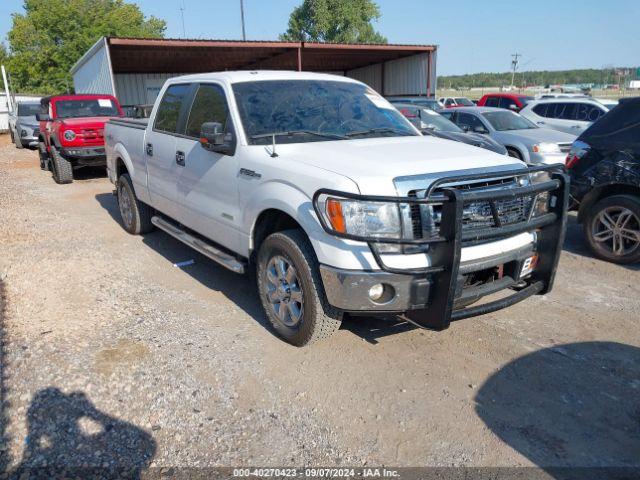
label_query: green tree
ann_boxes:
[280,0,387,44]
[7,0,166,94]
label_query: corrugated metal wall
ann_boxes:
[114,73,184,105]
[346,52,435,96]
[73,39,115,96]
[346,63,383,92]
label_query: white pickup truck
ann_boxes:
[105,71,568,346]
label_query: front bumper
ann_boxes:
[61,146,106,166]
[315,164,569,329]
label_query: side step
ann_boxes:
[151,216,246,274]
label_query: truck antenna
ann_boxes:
[271,133,278,158]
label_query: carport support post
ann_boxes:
[1,65,12,114]
[297,47,302,71]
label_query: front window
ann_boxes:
[482,111,538,131]
[232,80,417,144]
[55,98,120,119]
[455,98,475,106]
[18,103,41,116]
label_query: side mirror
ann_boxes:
[199,121,235,155]
[36,113,50,122]
[508,104,519,111]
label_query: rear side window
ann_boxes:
[154,84,191,133]
[574,103,605,122]
[185,84,229,138]
[498,97,518,110]
[546,102,576,120]
[484,97,499,107]
[456,112,485,131]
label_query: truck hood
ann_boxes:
[58,116,120,129]
[270,135,524,195]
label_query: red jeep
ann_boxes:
[37,94,123,184]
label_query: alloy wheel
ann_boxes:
[118,182,134,229]
[591,206,640,257]
[264,255,304,327]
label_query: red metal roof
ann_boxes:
[106,37,436,74]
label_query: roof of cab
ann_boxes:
[165,70,362,85]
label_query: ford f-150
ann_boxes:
[105,71,568,346]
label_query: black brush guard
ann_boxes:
[313,164,569,330]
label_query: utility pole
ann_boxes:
[2,65,13,114]
[510,53,521,88]
[240,0,246,41]
[179,1,186,38]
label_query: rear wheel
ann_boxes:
[50,146,73,184]
[257,229,342,346]
[38,141,50,171]
[585,195,640,264]
[116,173,154,235]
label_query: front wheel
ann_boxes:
[585,195,640,264]
[257,230,342,346]
[50,146,73,184]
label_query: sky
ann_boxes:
[1,0,638,76]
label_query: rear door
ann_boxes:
[145,83,193,219]
[174,82,241,251]
[540,102,579,134]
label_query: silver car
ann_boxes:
[440,106,577,165]
[519,98,611,135]
[9,101,41,149]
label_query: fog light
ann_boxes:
[369,284,385,301]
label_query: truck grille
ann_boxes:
[408,176,534,240]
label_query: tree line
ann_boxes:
[438,68,638,90]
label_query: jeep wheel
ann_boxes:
[50,147,73,184]
[585,195,640,264]
[38,142,50,171]
[117,173,154,235]
[257,229,342,346]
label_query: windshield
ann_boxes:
[482,111,537,131]
[55,98,120,119]
[420,110,463,133]
[455,98,475,106]
[17,103,41,116]
[232,80,418,144]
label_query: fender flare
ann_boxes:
[504,143,530,163]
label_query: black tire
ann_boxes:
[15,132,24,149]
[116,173,154,235]
[584,194,640,264]
[38,142,50,171]
[50,146,73,184]
[257,229,342,346]
[506,147,522,160]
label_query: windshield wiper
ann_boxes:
[250,130,347,141]
[344,127,415,138]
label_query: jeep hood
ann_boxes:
[270,135,524,195]
[58,116,120,129]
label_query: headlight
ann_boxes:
[322,197,401,239]
[532,142,560,154]
[63,130,76,141]
[531,192,550,217]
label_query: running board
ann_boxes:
[151,216,246,274]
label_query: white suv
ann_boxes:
[520,98,611,135]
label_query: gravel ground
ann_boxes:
[0,134,638,474]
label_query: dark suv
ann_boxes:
[566,97,640,264]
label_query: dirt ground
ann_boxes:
[0,133,638,474]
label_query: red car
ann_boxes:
[477,93,534,112]
[36,94,123,184]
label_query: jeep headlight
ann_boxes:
[532,142,560,154]
[63,129,76,141]
[319,196,401,239]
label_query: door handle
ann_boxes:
[146,143,153,156]
[175,150,185,166]
[536,121,545,125]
